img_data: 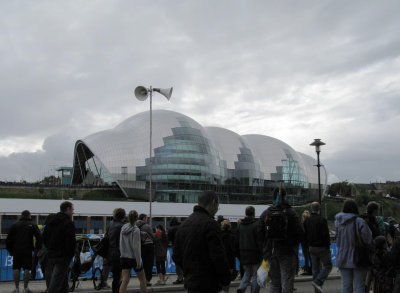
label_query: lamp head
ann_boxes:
[310,138,325,152]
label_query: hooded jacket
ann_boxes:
[119,223,141,266]
[172,205,231,293]
[136,219,154,246]
[43,212,76,260]
[6,218,42,256]
[335,212,372,268]
[237,216,262,265]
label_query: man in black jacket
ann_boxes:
[237,206,261,293]
[106,208,126,293]
[173,190,231,293]
[137,213,155,286]
[6,210,42,293]
[259,187,304,293]
[303,202,332,293]
[43,201,76,293]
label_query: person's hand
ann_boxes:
[222,285,229,292]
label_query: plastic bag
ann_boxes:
[257,259,270,288]
[80,251,92,264]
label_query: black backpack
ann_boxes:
[264,205,288,241]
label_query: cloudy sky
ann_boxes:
[1,1,399,184]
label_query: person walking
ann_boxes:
[236,206,262,293]
[119,210,147,293]
[43,201,76,293]
[300,210,312,276]
[361,201,382,293]
[154,224,169,285]
[137,214,155,287]
[168,217,184,284]
[172,190,231,293]
[259,186,304,293]
[303,202,332,293]
[6,210,42,293]
[105,208,126,293]
[335,199,372,293]
[221,219,237,293]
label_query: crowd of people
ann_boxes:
[5,189,400,293]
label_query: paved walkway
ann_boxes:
[0,269,341,293]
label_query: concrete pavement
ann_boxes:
[0,269,342,293]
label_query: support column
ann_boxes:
[87,217,91,234]
[103,216,107,234]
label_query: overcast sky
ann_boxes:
[1,1,399,184]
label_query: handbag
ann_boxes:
[353,218,372,267]
[93,235,109,258]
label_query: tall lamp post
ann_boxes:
[310,138,325,205]
[134,86,173,227]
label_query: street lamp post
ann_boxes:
[134,86,173,227]
[310,138,325,205]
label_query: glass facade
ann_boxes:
[71,110,327,205]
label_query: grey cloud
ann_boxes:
[0,1,400,182]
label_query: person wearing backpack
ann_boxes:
[259,186,304,293]
[137,213,155,287]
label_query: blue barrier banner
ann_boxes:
[0,243,338,281]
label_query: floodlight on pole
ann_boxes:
[310,138,325,205]
[134,85,173,227]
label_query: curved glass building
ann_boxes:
[72,110,326,205]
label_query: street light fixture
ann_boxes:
[134,85,173,227]
[310,138,325,205]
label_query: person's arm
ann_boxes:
[144,224,155,241]
[65,221,77,259]
[321,218,331,247]
[358,218,372,247]
[206,221,231,287]
[6,226,15,255]
[133,228,142,268]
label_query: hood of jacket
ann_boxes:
[121,223,136,235]
[335,212,357,225]
[241,216,256,225]
[46,212,70,226]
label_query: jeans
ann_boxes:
[269,252,297,293]
[339,268,368,293]
[47,258,70,293]
[238,263,260,293]
[309,246,332,286]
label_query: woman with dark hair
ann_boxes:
[119,210,147,293]
[154,224,169,285]
[335,199,372,293]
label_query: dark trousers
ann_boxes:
[110,258,122,293]
[47,258,70,293]
[142,244,154,282]
[156,258,166,275]
[301,242,312,272]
